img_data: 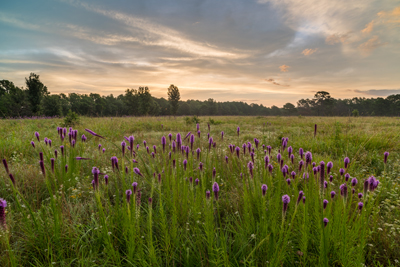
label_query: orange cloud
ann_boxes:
[302,48,318,56]
[358,36,386,56]
[279,65,290,72]
[377,6,400,25]
[361,21,374,33]
[325,32,352,45]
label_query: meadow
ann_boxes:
[1,116,400,266]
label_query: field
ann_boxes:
[1,116,400,266]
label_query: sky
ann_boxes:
[0,0,399,107]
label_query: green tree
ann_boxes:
[137,87,152,115]
[168,84,180,116]
[352,109,359,117]
[25,73,48,114]
[42,95,62,116]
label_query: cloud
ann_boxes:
[302,48,318,56]
[361,21,374,33]
[279,65,290,72]
[264,78,290,87]
[377,6,400,25]
[358,36,386,56]
[325,32,352,45]
[354,89,400,96]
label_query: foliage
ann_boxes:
[63,110,80,126]
[353,109,360,117]
[167,84,180,116]
[185,115,201,125]
[208,117,223,125]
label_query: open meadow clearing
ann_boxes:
[1,116,400,266]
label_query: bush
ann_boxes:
[185,115,201,125]
[63,110,80,126]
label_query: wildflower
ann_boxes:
[54,150,58,159]
[146,146,150,154]
[199,162,203,171]
[358,202,363,212]
[282,195,290,215]
[237,126,240,136]
[102,148,105,153]
[206,190,211,200]
[133,167,143,177]
[189,134,195,150]
[125,166,129,174]
[242,143,246,155]
[126,190,132,203]
[143,140,147,147]
[195,178,199,185]
[176,133,182,149]
[384,152,389,164]
[324,181,328,188]
[121,141,126,156]
[71,139,76,148]
[329,175,333,182]
[323,218,329,227]
[331,191,336,199]
[305,151,312,165]
[136,144,140,150]
[44,137,48,145]
[267,145,272,155]
[189,177,193,184]
[151,152,155,158]
[290,154,294,164]
[298,160,304,172]
[363,179,369,195]
[323,199,328,209]
[98,144,102,151]
[168,133,172,142]
[299,148,304,159]
[296,191,304,205]
[261,184,268,196]
[288,146,293,157]
[358,193,363,199]
[352,188,355,194]
[2,159,9,174]
[208,137,213,150]
[48,139,52,147]
[344,157,350,169]
[92,167,99,189]
[213,167,216,178]
[268,164,273,173]
[291,171,296,180]
[254,138,259,149]
[286,178,291,186]
[250,152,255,163]
[196,148,201,160]
[39,161,45,176]
[213,182,220,200]
[85,128,105,139]
[303,196,306,204]
[351,178,358,187]
[313,167,317,176]
[50,158,55,173]
[327,162,333,174]
[0,198,7,228]
[31,141,35,148]
[172,141,176,153]
[235,146,240,158]
[277,153,281,162]
[197,130,201,138]
[104,175,109,185]
[184,131,191,141]
[225,156,228,164]
[65,165,68,173]
[183,160,187,171]
[35,131,40,142]
[132,182,138,194]
[340,183,348,199]
[197,123,200,131]
[339,168,344,176]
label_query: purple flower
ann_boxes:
[35,131,40,142]
[358,202,363,212]
[320,161,325,186]
[136,144,140,150]
[160,136,166,152]
[299,148,304,159]
[176,133,182,149]
[98,144,102,151]
[268,164,273,173]
[148,197,153,205]
[172,141,176,153]
[213,182,220,200]
[313,167,317,176]
[168,133,172,142]
[384,151,389,164]
[327,162,333,174]
[143,140,147,147]
[146,146,150,154]
[291,171,296,179]
[158,173,162,183]
[39,160,45,176]
[277,153,281,162]
[183,159,187,171]
[247,161,254,178]
[206,190,211,200]
[133,167,143,177]
[237,126,240,136]
[225,156,228,164]
[208,137,213,150]
[104,175,109,185]
[286,178,291,186]
[55,150,58,159]
[324,181,328,188]
[358,193,363,199]
[339,168,344,176]
[242,143,246,155]
[189,134,195,150]
[184,131,191,141]
[48,139,52,147]
[31,141,35,148]
[65,164,68,173]
[195,178,199,185]
[213,167,216,178]
[345,173,350,182]
[197,130,201,138]
[254,138,259,149]
[329,175,333,182]
[288,146,293,157]
[296,191,304,205]
[189,177,193,184]
[132,182,138,194]
[71,139,75,148]
[290,154,294,164]
[303,196,306,204]
[261,184,268,196]
[85,128,105,139]
[121,141,126,156]
[340,183,348,199]
[351,178,358,187]
[323,199,328,209]
[199,162,203,171]
[267,145,272,155]
[151,152,155,158]
[282,195,290,215]
[344,157,350,169]
[235,146,240,158]
[9,173,15,186]
[126,189,132,203]
[0,198,7,228]
[331,191,336,199]
[323,218,328,227]
[305,151,312,165]
[196,148,201,160]
[2,159,9,174]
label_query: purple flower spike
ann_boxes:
[126,190,132,203]
[195,178,199,185]
[213,167,216,178]
[277,153,281,162]
[35,131,40,142]
[161,136,166,152]
[0,198,7,228]
[235,147,240,158]
[39,152,44,162]
[98,144,102,151]
[125,166,129,174]
[197,130,201,138]
[327,162,333,174]
[189,177,193,184]
[268,164,273,173]
[176,133,182,149]
[344,157,350,169]
[305,151,312,165]
[358,202,363,212]
[184,131,191,141]
[173,159,176,168]
[247,161,254,178]
[50,158,55,173]
[172,141,176,153]
[81,134,86,142]
[39,161,45,176]
[296,191,304,205]
[384,151,389,164]
[102,148,105,153]
[331,191,336,199]
[48,139,52,147]
[324,181,328,188]
[323,199,328,209]
[31,141,35,148]
[225,156,228,164]
[54,150,58,159]
[329,175,333,182]
[237,126,240,136]
[261,184,268,196]
[351,178,358,187]
[286,178,291,186]
[132,182,138,194]
[323,218,329,227]
[290,154,294,164]
[2,159,9,174]
[71,139,76,148]
[291,171,296,180]
[85,128,105,139]
[288,146,293,157]
[282,195,290,215]
[76,157,90,160]
[9,173,15,186]
[303,196,306,204]
[183,159,187,171]
[358,193,363,199]
[133,167,143,177]
[299,148,304,159]
[340,183,348,199]
[168,133,172,142]
[206,190,211,200]
[121,141,126,156]
[213,182,220,200]
[339,168,344,176]
[196,123,200,131]
[104,175,109,185]
[65,165,68,173]
[345,173,350,182]
[199,162,203,171]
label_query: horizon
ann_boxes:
[1,0,399,106]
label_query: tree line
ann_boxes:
[1,73,400,117]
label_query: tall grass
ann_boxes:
[0,116,399,266]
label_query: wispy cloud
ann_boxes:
[325,32,352,45]
[265,78,290,87]
[279,65,290,72]
[361,21,374,33]
[354,89,400,96]
[302,48,318,56]
[358,36,386,56]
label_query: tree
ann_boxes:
[168,84,180,116]
[25,73,48,114]
[137,87,152,115]
[283,102,297,115]
[352,109,359,117]
[313,91,333,116]
[42,95,62,116]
